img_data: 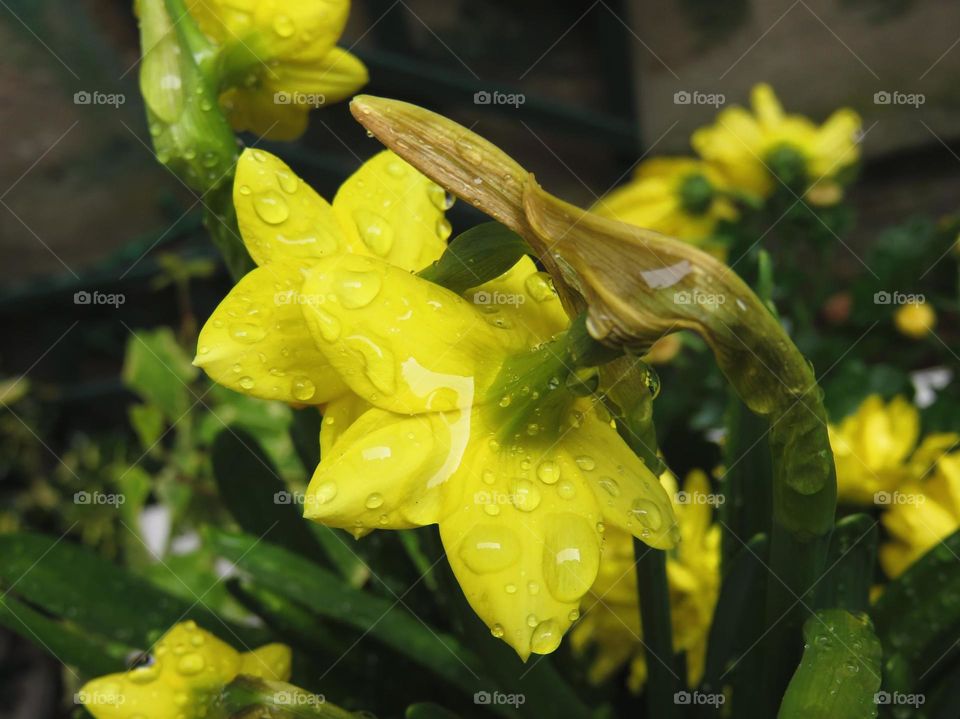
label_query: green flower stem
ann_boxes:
[634,540,679,719]
[218,675,357,719]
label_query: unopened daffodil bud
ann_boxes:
[894,300,935,339]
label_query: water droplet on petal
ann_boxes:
[273,14,295,37]
[177,653,205,676]
[543,514,600,602]
[352,209,394,256]
[292,376,316,401]
[537,460,560,485]
[491,624,504,638]
[313,482,338,504]
[458,525,520,574]
[575,456,596,471]
[275,169,298,194]
[630,498,663,531]
[598,476,620,497]
[511,479,541,512]
[435,217,452,240]
[231,322,266,344]
[308,307,341,342]
[337,270,383,309]
[557,480,576,499]
[524,272,555,302]
[253,190,289,224]
[530,619,562,654]
[365,493,384,509]
[239,376,255,390]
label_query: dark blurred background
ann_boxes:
[1,0,959,716]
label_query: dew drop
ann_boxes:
[308,307,341,342]
[365,493,384,509]
[275,169,298,194]
[313,482,338,504]
[292,376,316,401]
[458,525,521,574]
[530,619,562,654]
[176,653,205,676]
[239,376,255,390]
[352,209,394,256]
[557,480,576,499]
[543,514,600,602]
[337,270,383,309]
[511,479,541,512]
[230,322,266,344]
[597,476,620,497]
[435,217,452,240]
[253,190,290,224]
[575,456,596,471]
[630,498,663,531]
[524,272,555,302]
[491,624,504,638]
[272,14,295,37]
[536,460,560,485]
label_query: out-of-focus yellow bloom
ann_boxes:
[194,147,450,404]
[880,451,960,578]
[571,470,720,690]
[894,300,936,339]
[691,84,861,203]
[298,253,677,659]
[592,158,737,249]
[830,394,959,506]
[186,0,367,139]
[77,621,290,719]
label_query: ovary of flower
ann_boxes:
[77,621,290,719]
[185,0,368,139]
[691,83,861,200]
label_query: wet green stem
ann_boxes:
[218,675,356,719]
[634,541,680,719]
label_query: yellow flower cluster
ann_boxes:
[830,394,960,578]
[571,470,721,690]
[595,84,862,250]
[78,621,290,719]
[186,0,367,139]
[194,148,679,659]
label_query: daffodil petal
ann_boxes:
[195,260,347,405]
[320,392,372,457]
[466,256,568,346]
[268,48,369,106]
[300,254,508,414]
[561,408,677,550]
[332,150,450,271]
[234,148,348,265]
[439,435,604,659]
[221,87,311,140]
[304,405,469,529]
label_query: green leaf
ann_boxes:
[701,534,768,699]
[872,528,960,696]
[0,594,126,676]
[206,528,485,696]
[813,514,877,613]
[211,427,323,560]
[417,222,531,294]
[0,532,264,648]
[129,402,165,453]
[778,609,882,719]
[122,328,198,421]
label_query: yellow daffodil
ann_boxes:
[194,147,450,404]
[880,450,960,578]
[299,252,677,659]
[592,157,738,250]
[77,621,291,719]
[691,83,861,203]
[194,147,678,659]
[894,300,936,339]
[571,470,720,690]
[830,394,959,505]
[186,0,367,139]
